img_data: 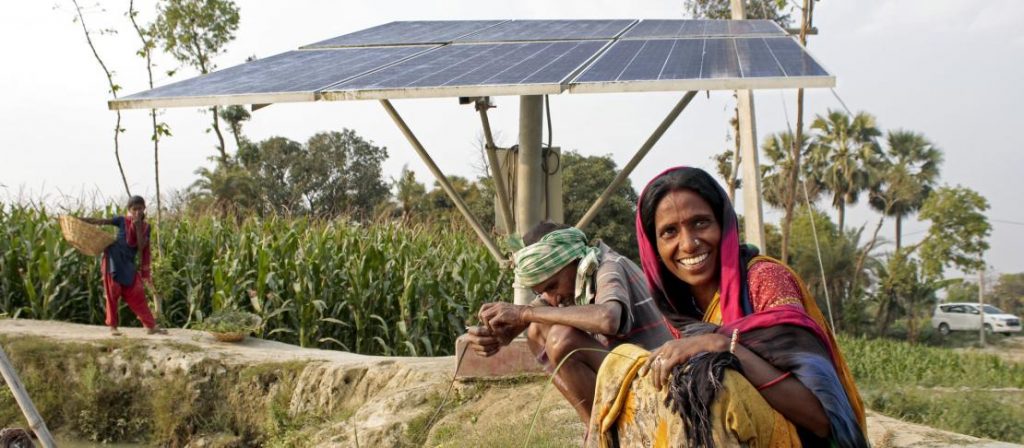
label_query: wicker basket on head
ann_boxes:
[59,216,116,256]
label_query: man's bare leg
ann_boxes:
[527,323,607,423]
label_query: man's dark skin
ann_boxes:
[465,260,622,424]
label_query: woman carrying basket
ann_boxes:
[78,195,167,336]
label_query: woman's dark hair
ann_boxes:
[523,221,571,246]
[127,195,146,208]
[639,167,726,250]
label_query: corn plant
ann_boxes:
[0,203,510,356]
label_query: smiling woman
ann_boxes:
[585,167,869,448]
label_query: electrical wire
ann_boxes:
[780,86,837,331]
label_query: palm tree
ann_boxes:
[868,130,942,250]
[761,131,822,261]
[190,163,258,217]
[807,110,882,232]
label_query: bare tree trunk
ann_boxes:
[70,0,130,196]
[895,215,903,251]
[727,103,741,202]
[212,107,229,164]
[782,0,814,263]
[851,215,886,303]
[837,202,846,234]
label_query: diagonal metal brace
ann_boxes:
[476,100,516,235]
[575,91,698,230]
[380,99,508,266]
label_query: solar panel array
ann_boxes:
[112,19,833,110]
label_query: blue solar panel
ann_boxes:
[115,46,434,107]
[571,37,832,92]
[701,38,740,79]
[111,19,834,109]
[323,41,608,99]
[623,19,785,39]
[763,37,828,77]
[303,20,506,48]
[455,20,635,42]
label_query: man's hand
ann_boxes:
[478,302,530,344]
[464,325,504,357]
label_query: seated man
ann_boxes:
[465,222,673,424]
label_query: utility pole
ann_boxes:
[979,267,986,345]
[730,0,766,249]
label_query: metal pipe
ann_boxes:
[478,104,516,234]
[0,348,57,448]
[575,91,698,230]
[515,95,545,305]
[380,99,507,265]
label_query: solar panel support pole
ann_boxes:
[575,91,698,231]
[0,347,57,448]
[732,0,767,250]
[514,95,545,305]
[380,99,507,266]
[477,102,516,235]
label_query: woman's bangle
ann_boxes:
[728,329,739,354]
[756,371,792,391]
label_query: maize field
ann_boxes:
[0,203,510,356]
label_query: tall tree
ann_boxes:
[992,273,1024,315]
[561,151,640,262]
[785,0,815,269]
[760,131,821,260]
[871,186,990,339]
[128,0,172,255]
[394,166,426,221]
[153,0,240,165]
[807,110,882,232]
[786,205,866,332]
[189,163,257,217]
[68,0,131,196]
[712,148,740,203]
[300,130,390,218]
[868,130,943,250]
[219,105,251,153]
[916,185,991,280]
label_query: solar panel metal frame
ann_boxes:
[301,20,509,49]
[110,45,440,110]
[621,19,786,39]
[320,40,614,101]
[568,36,835,94]
[452,19,637,43]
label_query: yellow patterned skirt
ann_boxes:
[587,344,802,448]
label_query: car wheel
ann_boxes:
[984,324,993,335]
[938,323,951,336]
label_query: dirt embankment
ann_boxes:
[0,319,1019,447]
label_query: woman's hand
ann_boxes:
[640,333,730,391]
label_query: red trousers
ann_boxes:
[101,259,156,329]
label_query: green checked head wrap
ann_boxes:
[513,227,601,305]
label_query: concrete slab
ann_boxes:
[454,334,546,379]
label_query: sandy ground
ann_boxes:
[1,319,1020,447]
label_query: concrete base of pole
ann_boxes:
[454,334,545,379]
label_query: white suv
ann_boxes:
[932,302,1022,336]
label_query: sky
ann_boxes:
[2,0,1023,277]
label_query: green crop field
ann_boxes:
[0,204,510,356]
